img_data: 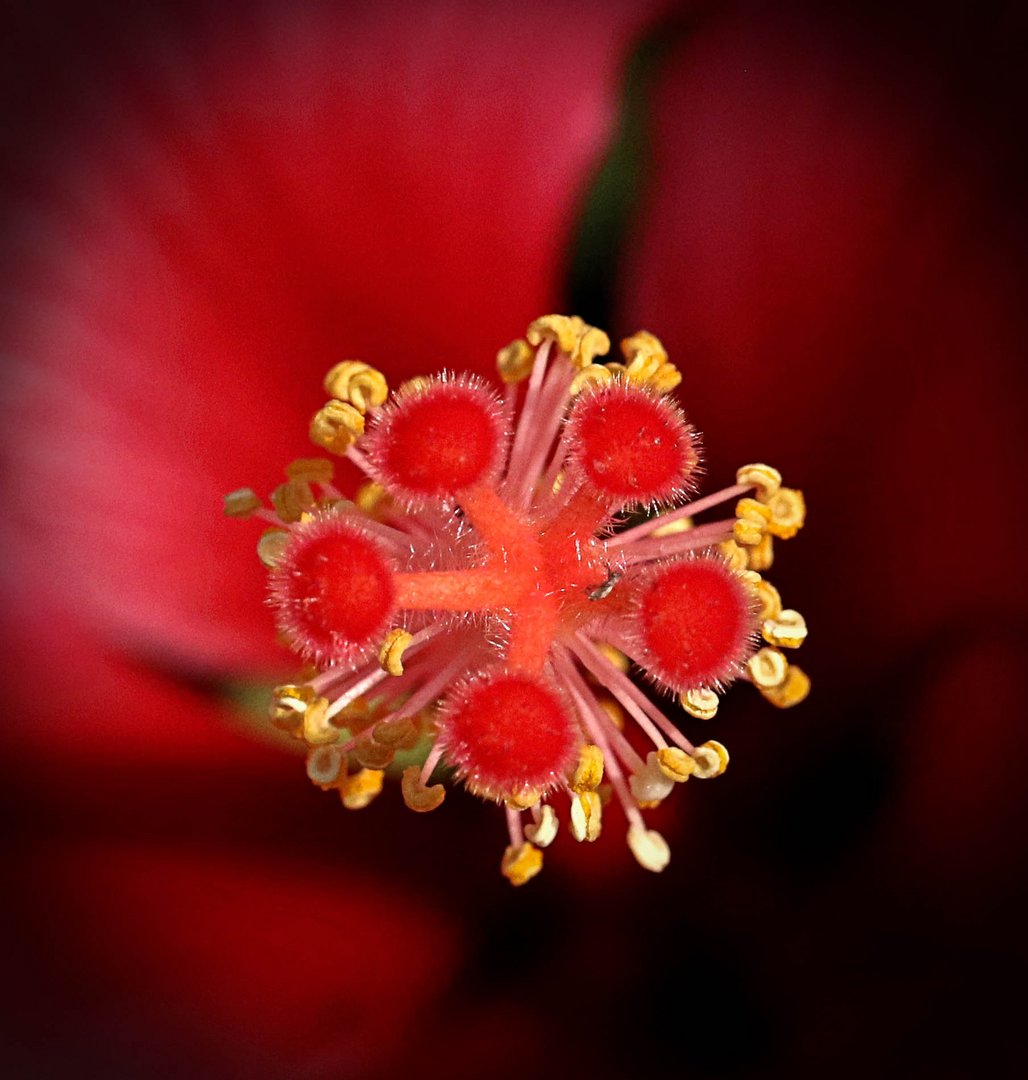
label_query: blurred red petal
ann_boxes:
[7,841,460,1076]
[1,0,666,673]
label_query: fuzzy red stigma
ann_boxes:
[436,671,580,800]
[565,381,698,507]
[268,516,396,665]
[633,557,755,691]
[364,375,505,500]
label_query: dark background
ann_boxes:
[2,2,1026,1077]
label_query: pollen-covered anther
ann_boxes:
[626,824,671,873]
[737,463,782,501]
[734,497,773,546]
[354,735,394,770]
[501,842,544,886]
[309,399,365,455]
[566,380,698,507]
[496,339,535,383]
[323,360,388,412]
[270,683,318,736]
[525,804,558,848]
[681,687,719,720]
[634,557,756,692]
[748,647,789,690]
[570,744,605,793]
[762,609,808,649]
[624,351,682,394]
[748,534,775,571]
[761,665,811,709]
[569,791,602,841]
[766,488,806,539]
[354,480,388,516]
[653,516,693,538]
[622,328,667,360]
[285,457,335,485]
[569,364,614,396]
[257,528,290,568]
[371,716,419,749]
[271,478,316,523]
[401,765,446,813]
[629,751,676,804]
[306,745,343,786]
[378,628,414,676]
[656,747,695,783]
[692,740,729,779]
[719,539,749,572]
[527,314,610,367]
[507,788,542,811]
[751,578,783,622]
[302,696,336,746]
[224,487,261,519]
[339,768,384,810]
[363,374,506,500]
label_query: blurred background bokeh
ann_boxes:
[2,1,1026,1077]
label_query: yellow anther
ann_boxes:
[747,533,775,571]
[719,539,750,572]
[569,364,614,396]
[354,480,388,515]
[526,315,610,368]
[257,528,291,568]
[378,628,413,676]
[604,361,628,378]
[596,643,630,674]
[339,768,384,810]
[501,841,544,886]
[527,314,579,355]
[760,664,811,709]
[354,735,394,769]
[747,647,789,690]
[656,746,695,783]
[750,577,783,622]
[626,824,671,873]
[571,744,605,792]
[285,457,335,485]
[628,751,675,804]
[569,791,603,842]
[270,683,317,735]
[371,716,419,749]
[680,687,719,720]
[736,463,782,501]
[524,804,558,848]
[507,788,541,811]
[302,696,337,746]
[653,516,693,538]
[762,609,808,649]
[396,375,431,396]
[323,360,389,412]
[624,353,682,394]
[620,329,668,365]
[401,765,446,812]
[598,697,625,731]
[734,497,773,546]
[223,487,261,518]
[270,477,316,523]
[496,338,535,383]
[306,745,343,786]
[766,487,806,540]
[309,399,365,455]
[692,740,729,779]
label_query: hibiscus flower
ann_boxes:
[2,1,1024,1077]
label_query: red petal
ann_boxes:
[1,0,666,672]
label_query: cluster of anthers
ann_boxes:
[226,316,808,884]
